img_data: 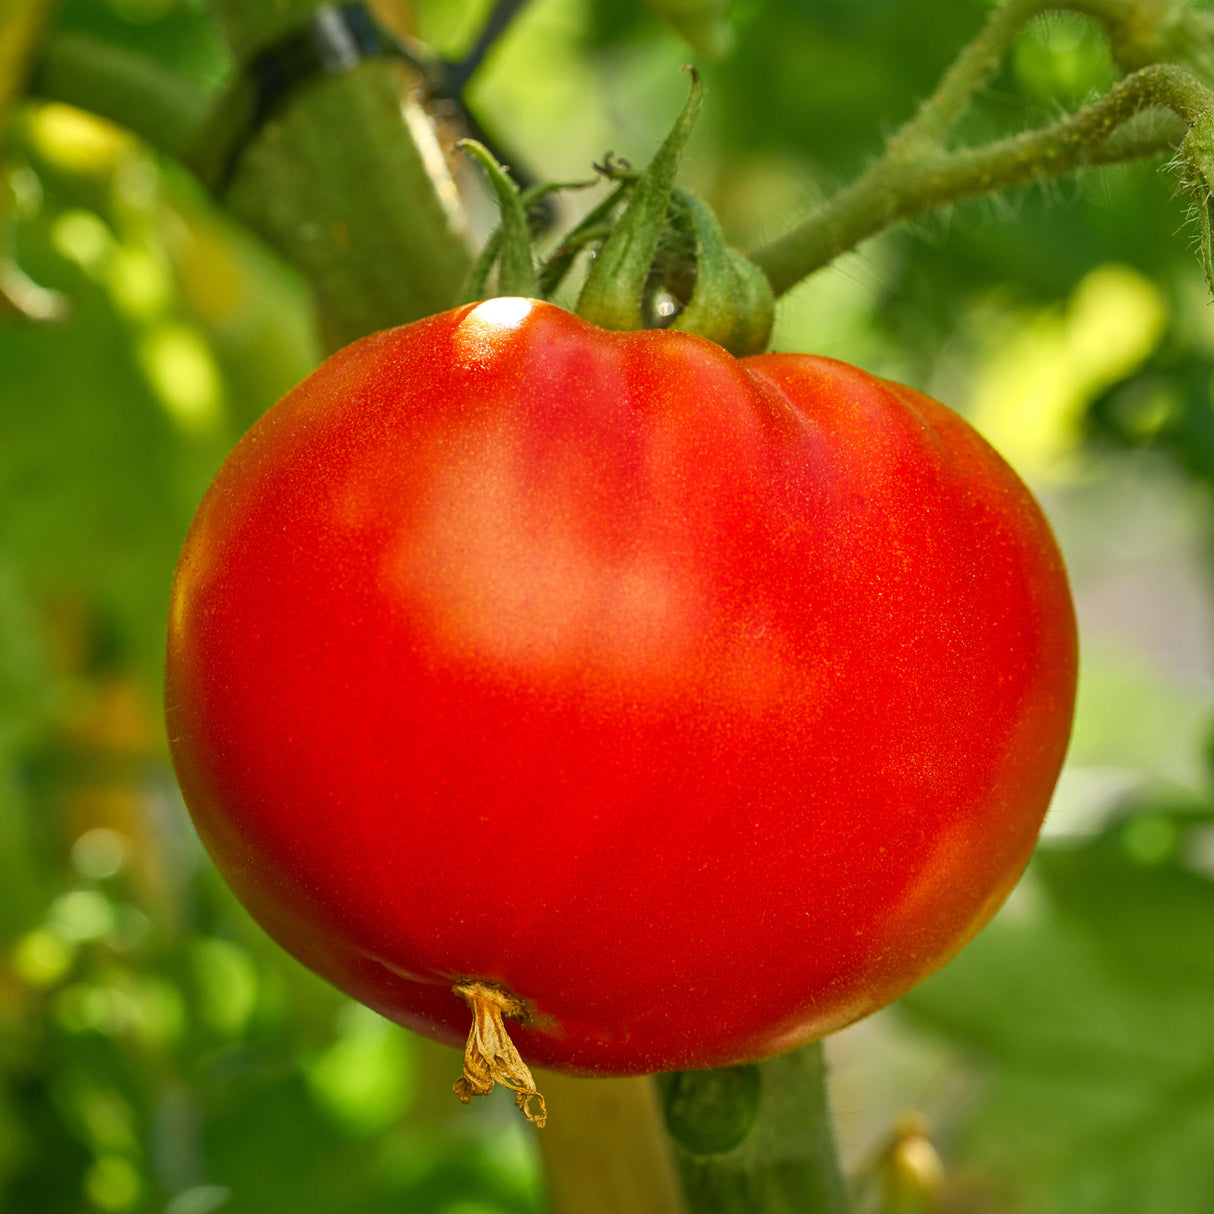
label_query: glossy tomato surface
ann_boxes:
[165,297,1077,1076]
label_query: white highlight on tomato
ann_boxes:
[467,296,534,330]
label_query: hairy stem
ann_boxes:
[892,0,1055,155]
[753,62,1209,296]
[890,0,1169,154]
[752,0,1214,295]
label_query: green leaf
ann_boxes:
[900,802,1214,1214]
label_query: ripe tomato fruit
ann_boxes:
[166,297,1076,1096]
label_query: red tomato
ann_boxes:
[165,297,1076,1081]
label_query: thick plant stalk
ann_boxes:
[536,1044,849,1214]
[534,1073,687,1214]
[205,0,471,347]
[27,2,473,344]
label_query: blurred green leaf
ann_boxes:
[901,802,1214,1214]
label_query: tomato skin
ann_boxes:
[165,297,1076,1076]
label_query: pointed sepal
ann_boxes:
[576,67,703,331]
[668,187,773,355]
[456,139,539,300]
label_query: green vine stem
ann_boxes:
[893,0,1068,155]
[536,1044,849,1214]
[752,0,1214,296]
[752,60,1213,297]
[535,1043,849,1214]
[888,0,1213,156]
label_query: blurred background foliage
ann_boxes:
[2,0,1213,1211]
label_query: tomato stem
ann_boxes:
[752,64,1211,297]
[750,0,1214,298]
[883,0,1214,158]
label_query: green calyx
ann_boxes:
[456,70,774,356]
[454,139,539,301]
[666,188,773,356]
[575,67,704,332]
